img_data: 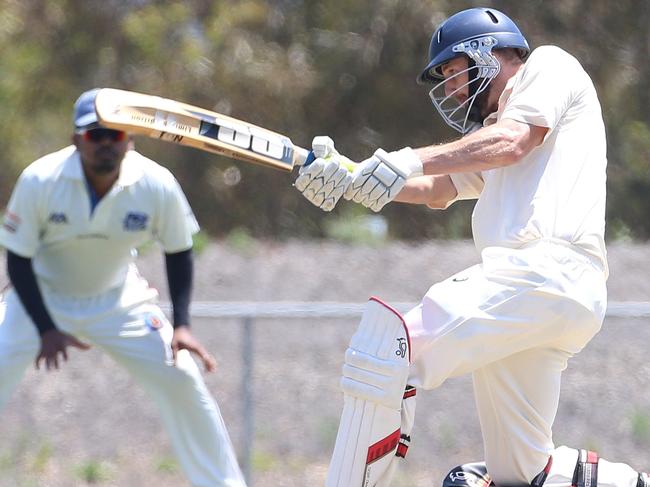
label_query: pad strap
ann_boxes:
[572,449,598,487]
[395,386,416,459]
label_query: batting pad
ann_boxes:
[326,297,412,487]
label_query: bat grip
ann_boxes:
[303,151,316,166]
[293,146,315,168]
[294,148,355,172]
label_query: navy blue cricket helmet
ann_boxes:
[417,8,529,133]
[418,8,529,84]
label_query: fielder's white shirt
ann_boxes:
[0,146,199,297]
[450,46,608,274]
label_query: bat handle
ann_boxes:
[294,147,314,168]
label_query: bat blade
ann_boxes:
[94,88,310,171]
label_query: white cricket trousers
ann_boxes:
[403,240,607,486]
[0,273,246,487]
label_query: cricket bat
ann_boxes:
[94,88,312,171]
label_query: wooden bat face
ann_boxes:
[94,88,309,171]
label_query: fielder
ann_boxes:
[295,7,648,487]
[0,89,246,487]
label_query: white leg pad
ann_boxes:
[326,298,412,487]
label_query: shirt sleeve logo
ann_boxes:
[2,211,21,233]
[123,212,149,231]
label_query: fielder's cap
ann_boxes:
[73,88,101,130]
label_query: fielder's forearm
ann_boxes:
[414,119,545,175]
[165,249,193,328]
[7,251,58,335]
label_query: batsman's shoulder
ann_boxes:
[528,45,583,71]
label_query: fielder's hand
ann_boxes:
[35,329,91,371]
[294,136,355,211]
[344,148,423,212]
[172,325,217,373]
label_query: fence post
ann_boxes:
[241,315,254,485]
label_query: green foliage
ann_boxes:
[0,0,648,239]
[74,460,113,484]
[631,410,650,444]
[30,442,53,473]
[316,416,341,451]
[155,456,179,474]
[250,449,276,472]
[324,210,389,245]
[191,230,210,255]
[225,226,257,254]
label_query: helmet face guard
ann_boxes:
[428,36,501,134]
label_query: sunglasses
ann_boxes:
[81,128,128,143]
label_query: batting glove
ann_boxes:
[295,136,355,212]
[344,147,423,212]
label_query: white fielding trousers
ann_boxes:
[0,271,246,487]
[403,240,607,485]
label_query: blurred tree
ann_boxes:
[0,0,648,241]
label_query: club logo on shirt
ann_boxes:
[123,212,149,231]
[48,212,68,224]
[2,211,21,233]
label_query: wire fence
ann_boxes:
[160,300,650,485]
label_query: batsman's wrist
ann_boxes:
[388,147,424,178]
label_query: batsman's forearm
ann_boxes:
[165,249,193,328]
[415,121,530,175]
[7,251,58,335]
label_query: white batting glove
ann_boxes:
[294,136,355,212]
[344,147,423,212]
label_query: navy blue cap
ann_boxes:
[73,88,101,130]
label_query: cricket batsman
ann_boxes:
[295,7,648,487]
[0,89,247,487]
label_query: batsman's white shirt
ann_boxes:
[450,45,607,274]
[0,146,198,297]
[405,46,609,485]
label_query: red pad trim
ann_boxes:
[368,296,412,363]
[403,388,416,399]
[396,442,409,458]
[543,456,553,473]
[366,428,400,464]
[586,451,598,464]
